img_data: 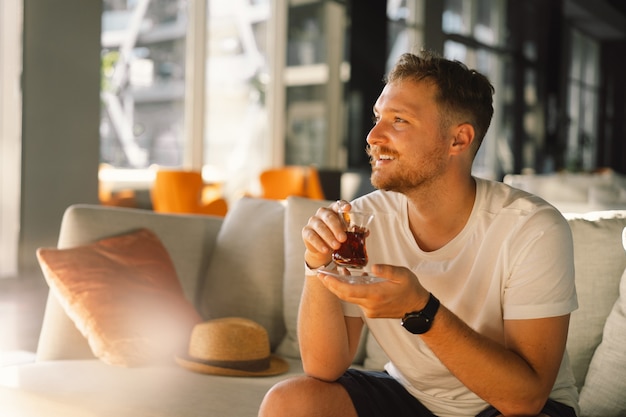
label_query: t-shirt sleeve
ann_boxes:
[342,300,362,317]
[503,207,578,320]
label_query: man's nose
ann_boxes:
[366,121,387,146]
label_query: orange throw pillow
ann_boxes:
[37,229,203,367]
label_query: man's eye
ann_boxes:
[372,116,379,125]
[394,117,406,123]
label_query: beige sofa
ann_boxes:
[503,170,626,214]
[1,195,625,417]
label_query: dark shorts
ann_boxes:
[336,369,577,417]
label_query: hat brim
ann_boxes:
[175,353,289,377]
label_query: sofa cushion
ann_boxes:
[564,211,626,389]
[0,358,304,417]
[364,331,389,370]
[578,244,626,416]
[36,228,203,367]
[199,197,286,350]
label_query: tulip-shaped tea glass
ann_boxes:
[318,209,384,284]
[332,210,374,268]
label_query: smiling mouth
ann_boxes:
[369,153,396,166]
[367,146,397,164]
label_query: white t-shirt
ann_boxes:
[344,178,579,417]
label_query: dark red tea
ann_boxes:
[332,229,368,268]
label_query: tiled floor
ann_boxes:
[0,270,49,359]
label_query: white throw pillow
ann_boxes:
[276,196,380,367]
[564,213,626,389]
[578,263,626,417]
[276,197,332,358]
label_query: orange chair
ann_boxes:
[151,170,228,216]
[99,188,138,208]
[258,165,325,200]
[98,163,138,208]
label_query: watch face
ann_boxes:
[401,293,439,334]
[402,314,431,334]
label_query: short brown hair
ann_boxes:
[386,51,494,153]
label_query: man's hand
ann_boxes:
[319,264,431,319]
[302,201,351,269]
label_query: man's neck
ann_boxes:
[405,176,477,252]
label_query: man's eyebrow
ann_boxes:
[373,105,414,116]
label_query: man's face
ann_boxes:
[366,80,452,193]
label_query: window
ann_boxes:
[387,0,424,70]
[100,0,272,200]
[282,0,348,170]
[101,0,187,169]
[565,29,600,171]
[204,0,271,197]
[443,0,501,46]
[443,0,507,179]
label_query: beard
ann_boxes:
[367,144,448,193]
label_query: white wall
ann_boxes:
[17,0,102,271]
[0,0,23,278]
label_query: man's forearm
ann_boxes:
[298,275,359,381]
[421,305,568,416]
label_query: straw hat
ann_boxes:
[175,317,289,377]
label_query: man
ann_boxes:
[259,51,578,417]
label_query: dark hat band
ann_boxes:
[190,355,271,372]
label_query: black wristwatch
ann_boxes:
[401,293,440,334]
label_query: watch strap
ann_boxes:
[419,293,440,320]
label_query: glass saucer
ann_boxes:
[317,267,386,284]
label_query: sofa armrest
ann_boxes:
[36,204,223,362]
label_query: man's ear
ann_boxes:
[450,123,475,155]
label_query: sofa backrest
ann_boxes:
[36,204,224,361]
